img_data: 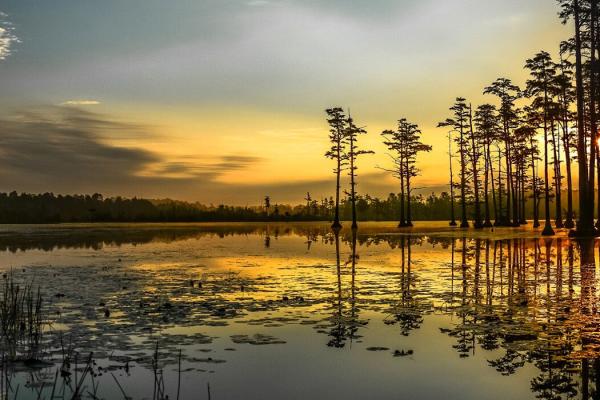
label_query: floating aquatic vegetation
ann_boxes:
[230,334,286,345]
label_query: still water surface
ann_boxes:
[0,222,598,399]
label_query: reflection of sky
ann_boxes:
[0,222,591,399]
[0,1,569,202]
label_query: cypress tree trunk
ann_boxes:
[449,133,457,226]
[531,138,540,228]
[332,125,343,230]
[406,158,414,227]
[563,111,575,228]
[459,125,469,228]
[349,132,358,230]
[552,118,563,228]
[574,0,593,236]
[399,171,406,227]
[469,105,483,228]
[505,137,512,226]
[520,167,527,224]
[588,0,598,229]
[542,87,555,236]
[496,148,503,226]
[483,144,492,227]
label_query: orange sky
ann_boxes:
[0,0,571,204]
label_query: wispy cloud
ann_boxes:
[0,106,268,200]
[0,12,18,61]
[246,0,271,6]
[60,100,101,106]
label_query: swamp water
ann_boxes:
[0,222,598,399]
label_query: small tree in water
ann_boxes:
[264,196,271,217]
[525,51,556,236]
[474,104,501,227]
[325,108,348,230]
[439,98,471,228]
[382,118,431,227]
[345,113,374,230]
[483,78,521,227]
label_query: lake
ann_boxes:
[0,222,597,400]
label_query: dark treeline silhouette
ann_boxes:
[0,190,589,225]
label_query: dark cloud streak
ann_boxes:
[0,107,264,199]
[0,106,419,204]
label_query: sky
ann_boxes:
[0,0,570,205]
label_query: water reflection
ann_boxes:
[326,230,366,348]
[2,224,600,399]
[384,236,426,337]
[312,229,600,399]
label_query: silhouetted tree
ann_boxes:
[443,126,458,226]
[484,78,521,227]
[382,118,431,227]
[558,0,596,236]
[475,104,500,227]
[264,195,271,216]
[556,54,577,228]
[325,107,348,230]
[439,98,471,228]
[345,114,374,229]
[525,51,557,236]
[467,103,484,228]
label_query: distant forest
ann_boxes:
[0,191,577,224]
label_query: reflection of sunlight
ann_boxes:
[0,223,597,399]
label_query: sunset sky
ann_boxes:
[0,0,569,205]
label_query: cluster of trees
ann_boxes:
[325,108,373,229]
[439,0,600,236]
[325,108,431,229]
[381,119,432,227]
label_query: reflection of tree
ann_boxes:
[334,232,600,399]
[488,350,525,375]
[451,237,475,357]
[529,345,578,400]
[264,225,271,248]
[526,239,578,400]
[327,231,347,348]
[478,239,500,351]
[346,230,366,342]
[326,230,366,348]
[385,236,424,336]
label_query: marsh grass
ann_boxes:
[0,273,44,362]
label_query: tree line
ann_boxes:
[439,0,600,236]
[0,190,545,224]
[325,1,600,237]
[0,189,585,224]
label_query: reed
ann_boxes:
[0,273,44,361]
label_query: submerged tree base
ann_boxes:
[541,224,555,236]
